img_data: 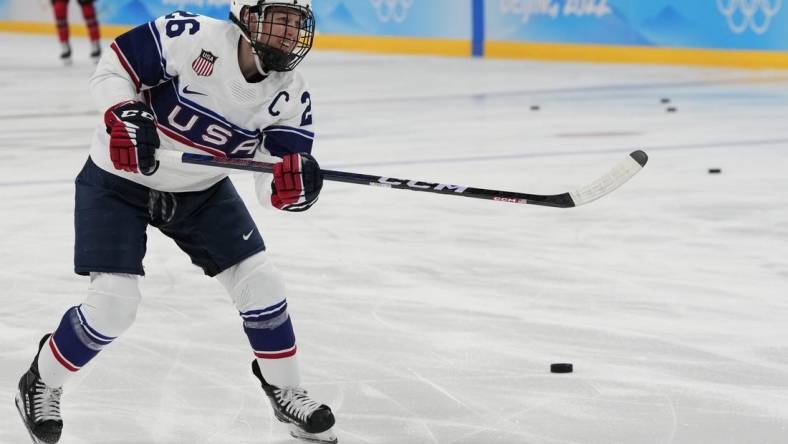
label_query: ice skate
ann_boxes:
[252,360,337,444]
[89,41,101,64]
[15,334,63,444]
[59,43,72,66]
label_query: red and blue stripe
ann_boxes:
[49,306,116,372]
[241,301,297,360]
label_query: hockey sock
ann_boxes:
[37,273,140,387]
[217,252,302,388]
[241,300,301,388]
[37,306,116,387]
[52,0,69,44]
[79,2,100,43]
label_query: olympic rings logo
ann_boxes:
[717,0,782,34]
[370,0,414,23]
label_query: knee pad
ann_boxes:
[217,252,296,361]
[216,251,286,313]
[80,273,142,338]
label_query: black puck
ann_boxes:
[530,105,540,111]
[660,98,671,104]
[666,106,677,113]
[550,363,573,373]
[708,168,721,174]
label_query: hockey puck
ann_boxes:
[708,168,721,174]
[666,107,677,113]
[550,363,573,373]
[530,105,540,111]
[660,98,671,104]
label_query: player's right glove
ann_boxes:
[271,152,323,212]
[104,100,160,175]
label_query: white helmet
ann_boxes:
[229,0,315,72]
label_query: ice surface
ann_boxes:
[0,33,787,444]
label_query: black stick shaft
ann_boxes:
[175,153,575,208]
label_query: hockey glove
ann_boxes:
[271,152,323,212]
[104,100,160,175]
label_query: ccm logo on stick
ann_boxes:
[376,177,467,193]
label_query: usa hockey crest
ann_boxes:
[192,50,218,77]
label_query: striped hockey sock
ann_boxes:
[241,300,300,387]
[38,306,116,387]
[52,0,69,44]
[79,2,100,43]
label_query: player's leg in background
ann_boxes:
[51,0,71,64]
[76,0,101,62]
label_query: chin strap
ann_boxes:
[251,7,270,76]
[253,51,269,76]
[238,34,269,79]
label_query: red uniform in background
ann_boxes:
[51,0,101,64]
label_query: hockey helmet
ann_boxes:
[230,0,314,72]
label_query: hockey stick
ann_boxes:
[156,149,648,208]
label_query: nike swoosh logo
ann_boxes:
[183,85,208,96]
[243,229,255,241]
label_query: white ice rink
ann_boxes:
[1,33,787,444]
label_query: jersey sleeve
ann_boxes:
[91,11,201,111]
[261,73,315,157]
[255,73,316,209]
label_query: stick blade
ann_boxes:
[630,149,649,167]
[568,150,648,207]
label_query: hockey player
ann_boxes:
[15,1,336,443]
[51,0,102,64]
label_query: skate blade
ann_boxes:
[288,425,337,444]
[15,395,45,444]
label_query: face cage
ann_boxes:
[240,4,315,72]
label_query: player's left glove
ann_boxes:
[270,152,323,212]
[104,100,160,175]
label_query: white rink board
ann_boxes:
[0,33,787,444]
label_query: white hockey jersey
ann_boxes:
[89,11,314,198]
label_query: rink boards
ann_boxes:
[1,0,788,68]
